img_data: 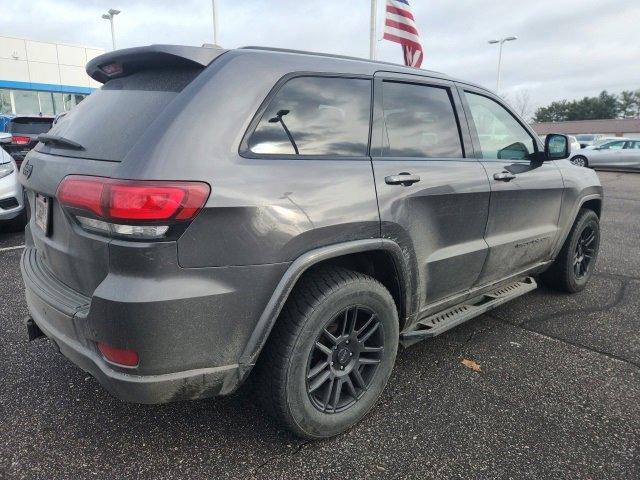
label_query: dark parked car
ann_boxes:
[20,45,603,439]
[4,115,54,168]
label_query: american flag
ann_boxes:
[383,0,423,68]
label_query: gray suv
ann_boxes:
[20,45,603,439]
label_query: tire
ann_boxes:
[540,209,600,293]
[570,155,588,168]
[254,266,399,439]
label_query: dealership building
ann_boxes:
[532,118,640,140]
[0,35,104,118]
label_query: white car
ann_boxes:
[567,135,581,153]
[0,132,27,230]
[571,139,640,171]
[584,137,631,150]
[575,134,605,148]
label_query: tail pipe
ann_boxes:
[23,316,45,341]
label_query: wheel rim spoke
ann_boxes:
[331,378,344,410]
[307,360,329,379]
[359,357,381,365]
[340,309,349,337]
[322,377,335,411]
[362,345,384,353]
[322,328,339,345]
[358,321,380,343]
[356,314,376,336]
[314,341,332,356]
[584,231,595,246]
[309,370,331,393]
[351,368,366,389]
[343,375,358,399]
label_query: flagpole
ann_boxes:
[211,0,219,45]
[369,0,377,60]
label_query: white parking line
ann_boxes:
[0,244,25,253]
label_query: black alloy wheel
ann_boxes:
[540,208,600,293]
[254,266,399,439]
[306,306,384,413]
[573,225,596,278]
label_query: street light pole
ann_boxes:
[488,36,517,92]
[101,8,121,50]
[211,0,219,45]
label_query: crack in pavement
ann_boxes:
[594,271,640,283]
[604,196,640,202]
[485,311,640,370]
[249,440,311,476]
[483,278,639,368]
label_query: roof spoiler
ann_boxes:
[86,44,226,84]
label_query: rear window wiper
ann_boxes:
[38,133,85,150]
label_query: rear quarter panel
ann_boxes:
[116,50,381,267]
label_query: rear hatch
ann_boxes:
[21,45,224,297]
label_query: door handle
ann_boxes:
[385,173,421,186]
[493,171,516,182]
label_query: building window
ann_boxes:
[38,92,55,116]
[13,90,40,116]
[0,89,89,116]
[63,93,87,111]
[0,89,11,115]
[53,93,65,114]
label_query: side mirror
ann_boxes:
[545,133,569,160]
[0,132,11,144]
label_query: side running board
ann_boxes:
[400,277,537,347]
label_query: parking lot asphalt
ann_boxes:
[0,171,638,479]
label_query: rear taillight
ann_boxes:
[56,175,210,240]
[12,135,30,145]
[97,341,139,367]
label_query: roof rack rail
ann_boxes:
[239,46,445,76]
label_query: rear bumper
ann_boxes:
[21,245,286,403]
[27,283,240,403]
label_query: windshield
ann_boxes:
[8,118,53,135]
[575,135,595,141]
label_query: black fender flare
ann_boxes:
[237,238,414,379]
[551,192,603,258]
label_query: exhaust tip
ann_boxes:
[23,316,45,342]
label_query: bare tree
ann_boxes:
[513,90,533,121]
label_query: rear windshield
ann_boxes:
[8,118,53,135]
[36,67,202,161]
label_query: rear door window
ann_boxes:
[36,67,202,161]
[247,76,371,157]
[381,81,463,158]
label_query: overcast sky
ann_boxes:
[2,0,638,114]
